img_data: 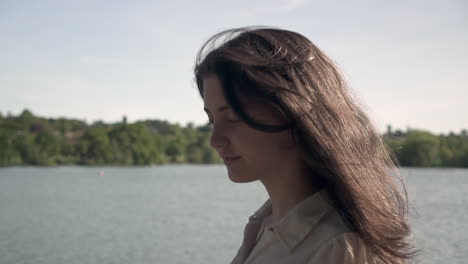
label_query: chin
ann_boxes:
[227,169,257,183]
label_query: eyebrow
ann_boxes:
[203,105,231,113]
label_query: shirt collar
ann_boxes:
[248,189,334,252]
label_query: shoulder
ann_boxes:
[307,232,379,264]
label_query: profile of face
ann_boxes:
[203,74,299,183]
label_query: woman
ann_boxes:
[194,26,418,264]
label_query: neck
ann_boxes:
[260,161,317,222]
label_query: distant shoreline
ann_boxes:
[1,110,467,168]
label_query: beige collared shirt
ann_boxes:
[230,190,378,264]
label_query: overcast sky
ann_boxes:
[1,0,466,134]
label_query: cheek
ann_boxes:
[240,130,295,157]
[276,131,296,150]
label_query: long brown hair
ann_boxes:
[194,26,418,264]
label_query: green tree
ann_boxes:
[398,130,439,167]
[165,137,186,163]
[32,130,61,165]
[17,109,36,130]
[78,127,113,165]
[0,131,23,165]
[125,123,163,165]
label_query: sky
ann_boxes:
[0,0,466,134]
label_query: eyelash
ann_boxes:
[207,119,241,125]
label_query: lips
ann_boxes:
[222,155,241,164]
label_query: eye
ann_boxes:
[207,119,241,126]
[226,112,242,123]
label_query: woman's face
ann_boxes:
[203,74,298,183]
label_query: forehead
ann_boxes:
[202,75,276,115]
[203,75,227,106]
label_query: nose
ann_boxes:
[209,123,229,152]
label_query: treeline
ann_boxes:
[0,110,467,167]
[0,110,221,166]
[384,126,468,167]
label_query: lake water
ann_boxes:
[0,166,466,264]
